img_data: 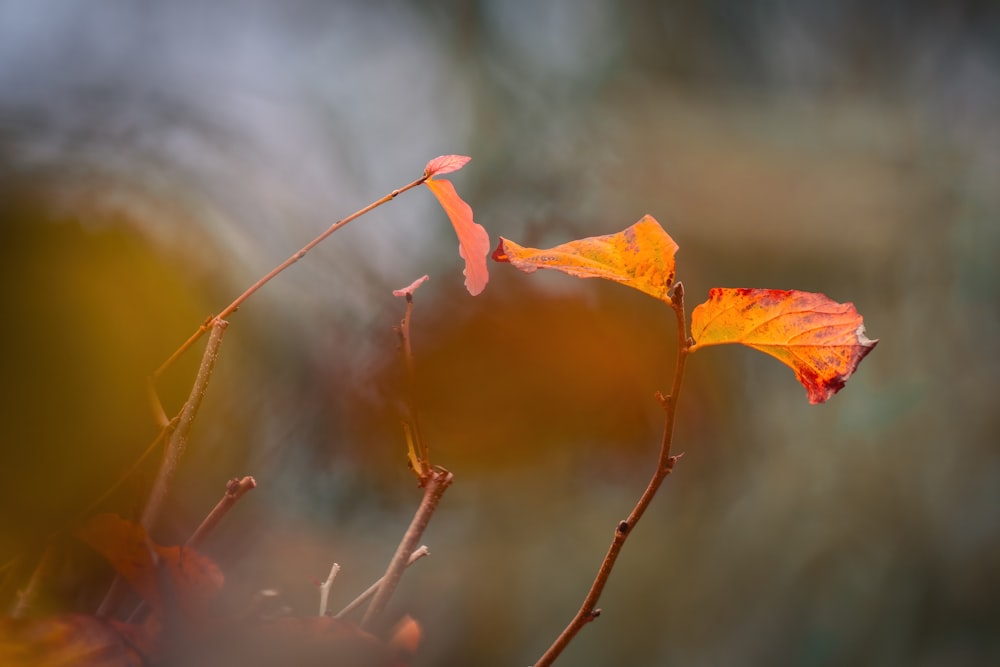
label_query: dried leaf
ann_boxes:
[423,154,471,178]
[0,614,146,667]
[491,215,678,303]
[690,288,878,404]
[393,275,430,298]
[75,514,223,618]
[425,178,490,296]
[389,614,421,659]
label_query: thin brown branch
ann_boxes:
[124,475,256,626]
[80,418,178,522]
[142,319,229,532]
[9,546,55,618]
[336,546,430,619]
[396,293,430,479]
[186,476,257,549]
[146,376,170,428]
[98,318,229,618]
[360,469,452,629]
[153,176,427,379]
[534,283,691,667]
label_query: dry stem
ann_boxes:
[142,319,229,531]
[360,469,452,629]
[9,546,54,618]
[186,476,257,548]
[396,292,430,479]
[335,546,429,619]
[318,563,342,617]
[97,318,228,617]
[533,283,691,667]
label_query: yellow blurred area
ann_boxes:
[0,184,212,572]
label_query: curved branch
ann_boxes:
[534,283,691,666]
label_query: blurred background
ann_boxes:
[1,0,998,664]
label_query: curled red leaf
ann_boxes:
[423,154,471,179]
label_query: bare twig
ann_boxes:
[336,546,429,619]
[98,318,229,618]
[9,546,54,618]
[80,418,178,522]
[154,176,428,379]
[534,283,691,667]
[395,290,430,480]
[146,376,170,428]
[361,469,452,629]
[318,563,341,617]
[143,319,229,531]
[186,476,257,548]
[123,476,256,626]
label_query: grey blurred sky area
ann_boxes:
[1,2,999,666]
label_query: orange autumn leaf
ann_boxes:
[492,214,678,303]
[425,176,490,296]
[689,288,878,404]
[75,514,223,618]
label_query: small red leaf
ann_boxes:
[690,288,878,404]
[423,154,471,178]
[425,178,490,296]
[393,275,430,298]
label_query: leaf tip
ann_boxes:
[491,239,511,263]
[465,273,488,296]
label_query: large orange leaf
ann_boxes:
[75,514,223,619]
[425,177,490,296]
[689,288,878,404]
[491,215,678,303]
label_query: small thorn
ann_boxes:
[655,391,671,409]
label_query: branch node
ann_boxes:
[616,520,629,535]
[588,609,601,621]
